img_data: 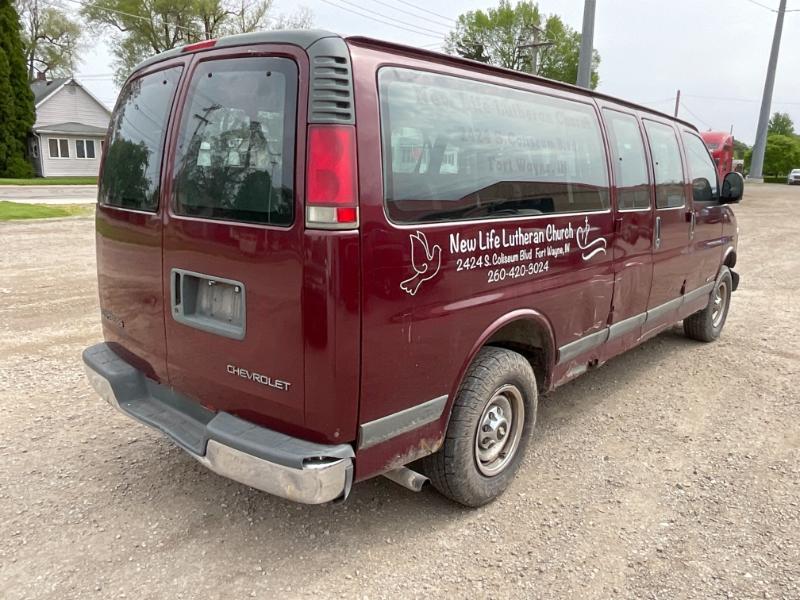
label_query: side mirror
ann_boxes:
[692,177,714,202]
[720,171,744,203]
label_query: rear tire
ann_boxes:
[423,346,537,507]
[683,267,733,342]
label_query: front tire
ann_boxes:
[683,267,733,342]
[423,347,537,507]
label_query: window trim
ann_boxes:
[75,139,97,160]
[48,137,70,159]
[642,118,686,211]
[602,107,652,213]
[377,65,612,227]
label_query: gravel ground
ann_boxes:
[1,184,798,599]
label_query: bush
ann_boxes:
[0,155,34,178]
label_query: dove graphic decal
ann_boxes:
[576,216,607,261]
[400,231,442,296]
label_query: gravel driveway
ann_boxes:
[1,185,798,599]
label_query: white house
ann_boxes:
[29,77,112,178]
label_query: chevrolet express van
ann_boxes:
[83,30,743,507]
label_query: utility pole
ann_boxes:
[576,0,596,88]
[517,25,553,75]
[674,90,681,118]
[749,0,787,182]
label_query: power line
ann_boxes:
[318,0,445,39]
[333,0,449,36]
[364,0,454,29]
[739,0,800,11]
[392,0,456,23]
[639,97,677,105]
[680,101,714,130]
[62,0,199,33]
[741,0,779,11]
[684,93,800,105]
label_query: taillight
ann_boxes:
[183,39,217,52]
[305,124,358,229]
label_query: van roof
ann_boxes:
[131,29,342,73]
[130,29,697,132]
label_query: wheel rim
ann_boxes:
[474,384,525,477]
[711,280,728,328]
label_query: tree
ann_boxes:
[16,0,83,80]
[537,14,599,88]
[733,139,750,160]
[0,0,35,178]
[444,0,600,88]
[744,134,800,176]
[82,0,313,85]
[767,111,794,137]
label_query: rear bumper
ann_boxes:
[82,343,354,504]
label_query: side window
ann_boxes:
[100,66,183,211]
[172,57,297,226]
[644,120,685,209]
[603,109,650,210]
[76,139,96,159]
[682,131,718,202]
[49,138,69,158]
[379,68,609,223]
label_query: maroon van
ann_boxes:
[83,30,743,507]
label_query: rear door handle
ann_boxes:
[654,216,662,249]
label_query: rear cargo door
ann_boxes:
[161,47,308,433]
[96,61,186,383]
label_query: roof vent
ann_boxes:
[307,37,354,124]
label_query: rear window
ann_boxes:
[379,68,610,223]
[172,57,297,226]
[100,66,183,211]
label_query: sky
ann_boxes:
[73,0,800,145]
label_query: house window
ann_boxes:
[76,139,96,159]
[48,138,70,158]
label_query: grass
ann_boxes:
[0,176,97,186]
[0,201,94,221]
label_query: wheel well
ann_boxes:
[485,319,552,392]
[724,251,737,269]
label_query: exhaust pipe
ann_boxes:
[383,467,429,492]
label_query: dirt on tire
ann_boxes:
[1,184,798,599]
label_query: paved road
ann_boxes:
[0,184,798,599]
[0,185,97,204]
